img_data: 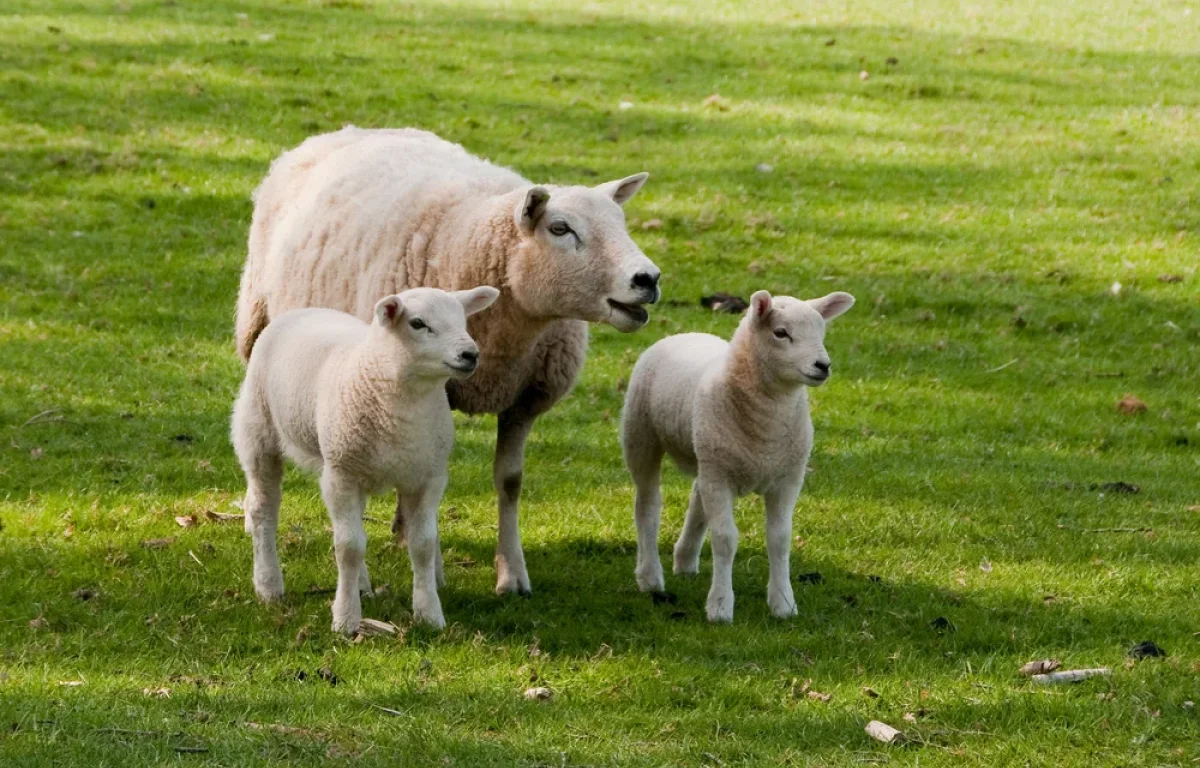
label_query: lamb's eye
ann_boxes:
[773,328,790,340]
[409,318,428,331]
[548,221,571,237]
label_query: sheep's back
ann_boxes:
[255,128,524,322]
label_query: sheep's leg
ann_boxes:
[631,459,665,592]
[698,474,737,623]
[673,481,707,577]
[493,408,534,596]
[402,476,448,629]
[321,470,368,636]
[764,480,802,619]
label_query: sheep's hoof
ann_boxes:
[706,595,734,624]
[331,616,361,637]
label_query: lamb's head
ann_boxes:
[373,286,500,380]
[508,174,661,333]
[742,290,856,388]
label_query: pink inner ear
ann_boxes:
[385,301,399,321]
[753,295,771,316]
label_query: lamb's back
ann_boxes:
[250,308,366,462]
[626,333,728,464]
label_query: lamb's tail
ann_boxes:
[235,265,269,363]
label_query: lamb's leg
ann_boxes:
[493,408,535,596]
[628,449,665,593]
[392,493,441,586]
[321,470,368,636]
[401,476,448,629]
[764,479,802,619]
[698,473,737,623]
[243,454,285,602]
[232,395,286,603]
[673,481,707,577]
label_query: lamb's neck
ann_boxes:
[345,346,447,422]
[720,332,805,429]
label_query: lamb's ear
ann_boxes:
[373,295,405,327]
[809,292,855,320]
[595,172,648,206]
[749,290,773,322]
[515,186,551,233]
[453,286,500,316]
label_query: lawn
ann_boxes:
[2,0,1199,765]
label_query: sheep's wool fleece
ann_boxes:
[238,126,587,416]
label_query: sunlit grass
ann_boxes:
[2,0,1199,765]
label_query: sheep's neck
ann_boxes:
[426,204,554,362]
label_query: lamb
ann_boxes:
[237,126,661,596]
[231,285,500,634]
[619,289,855,623]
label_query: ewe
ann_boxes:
[237,127,661,596]
[232,286,499,634]
[620,290,855,622]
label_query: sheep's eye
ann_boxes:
[409,318,428,331]
[773,328,791,340]
[548,221,571,237]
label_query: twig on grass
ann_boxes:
[1031,668,1110,684]
[368,703,407,717]
[1061,526,1152,534]
[985,358,1020,374]
[21,409,80,427]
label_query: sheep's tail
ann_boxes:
[235,265,269,363]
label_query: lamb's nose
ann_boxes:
[813,360,831,374]
[631,271,660,294]
[460,349,479,365]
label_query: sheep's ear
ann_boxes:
[595,172,648,206]
[809,292,855,320]
[749,290,773,322]
[515,186,551,233]
[373,295,405,327]
[453,286,500,316]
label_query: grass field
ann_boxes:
[3,0,1200,765]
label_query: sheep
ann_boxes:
[237,126,661,596]
[619,289,855,623]
[231,285,500,634]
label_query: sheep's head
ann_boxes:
[742,290,855,388]
[508,174,660,333]
[373,286,500,380]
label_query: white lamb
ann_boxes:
[620,289,855,623]
[231,285,499,634]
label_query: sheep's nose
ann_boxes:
[631,271,660,295]
[813,360,831,374]
[460,349,479,365]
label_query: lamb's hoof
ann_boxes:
[706,594,734,624]
[331,616,361,637]
[769,602,799,619]
[635,567,666,593]
[414,611,446,630]
[254,581,285,603]
[672,565,700,579]
[496,574,532,597]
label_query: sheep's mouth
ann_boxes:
[606,298,649,325]
[445,362,478,375]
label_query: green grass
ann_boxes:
[2,0,1200,764]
